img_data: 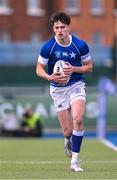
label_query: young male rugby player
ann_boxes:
[36,12,93,172]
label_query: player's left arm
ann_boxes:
[64,40,93,75]
[73,59,93,74]
[64,60,92,75]
[74,40,93,74]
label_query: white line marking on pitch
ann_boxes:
[0,161,67,164]
[0,160,117,164]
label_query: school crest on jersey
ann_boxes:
[54,51,61,58]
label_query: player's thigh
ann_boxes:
[50,86,70,112]
[70,81,86,122]
[57,108,73,133]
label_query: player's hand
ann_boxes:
[48,73,69,84]
[63,62,73,76]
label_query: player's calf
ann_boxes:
[64,137,72,158]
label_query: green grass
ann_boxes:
[0,138,117,179]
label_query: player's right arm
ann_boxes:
[36,41,69,84]
[36,62,50,81]
[36,43,55,82]
[36,62,68,84]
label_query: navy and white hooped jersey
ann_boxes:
[38,35,91,87]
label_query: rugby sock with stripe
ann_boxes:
[71,130,84,163]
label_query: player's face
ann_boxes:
[53,21,70,43]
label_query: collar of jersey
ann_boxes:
[55,35,72,47]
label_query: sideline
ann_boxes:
[100,138,117,151]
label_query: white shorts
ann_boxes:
[50,81,86,112]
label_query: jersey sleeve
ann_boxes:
[80,41,91,63]
[38,55,48,65]
[37,44,50,65]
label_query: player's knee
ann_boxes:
[63,128,72,137]
[73,116,83,128]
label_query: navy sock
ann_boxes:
[72,130,84,153]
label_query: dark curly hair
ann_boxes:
[49,12,71,26]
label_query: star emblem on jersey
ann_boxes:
[70,52,76,58]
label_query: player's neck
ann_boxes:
[60,39,70,45]
[55,35,71,46]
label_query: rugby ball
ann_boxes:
[53,60,70,83]
[53,60,67,74]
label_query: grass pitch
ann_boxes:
[0,138,117,179]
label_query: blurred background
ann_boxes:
[0,0,116,141]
